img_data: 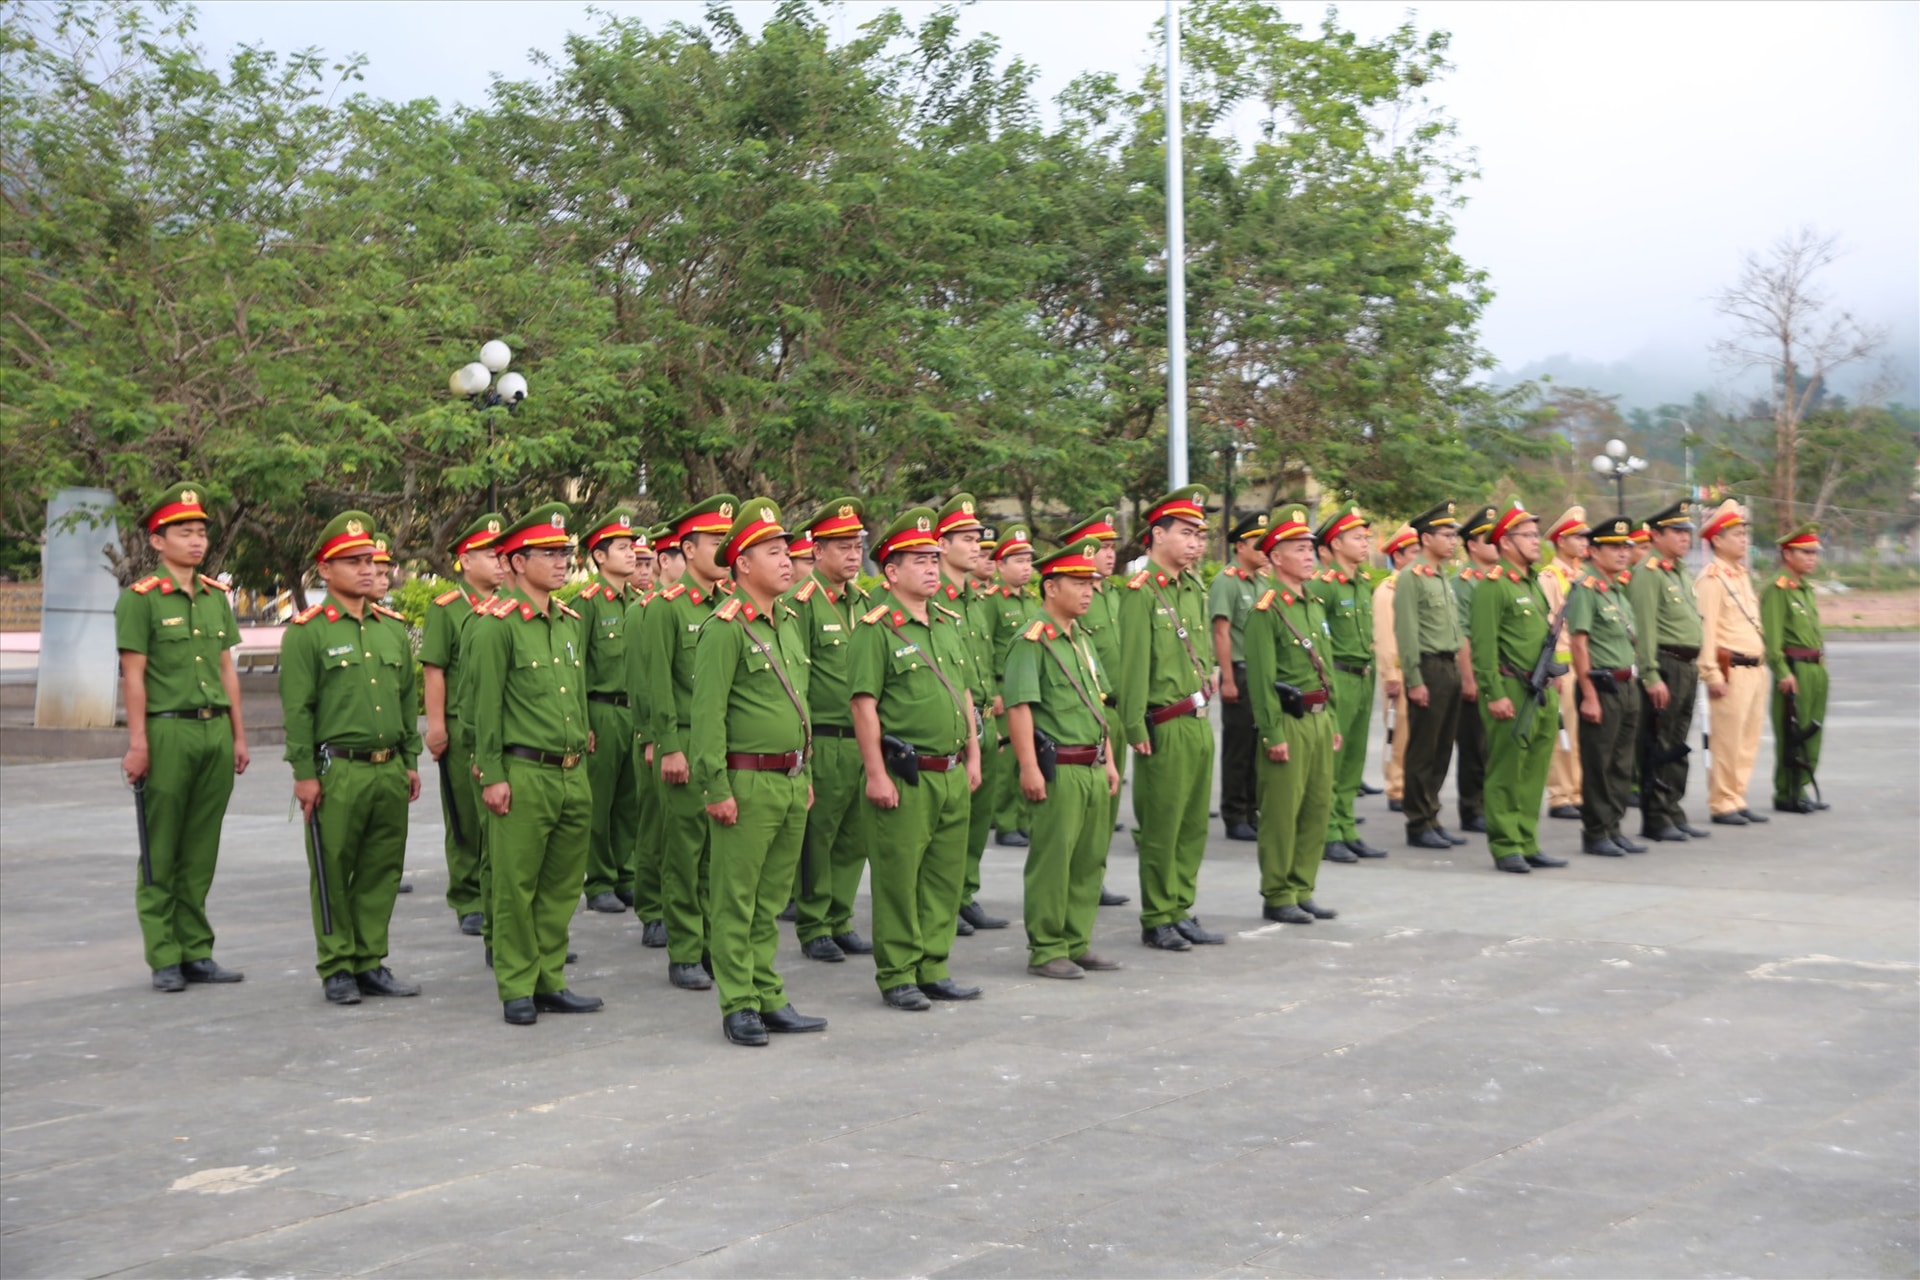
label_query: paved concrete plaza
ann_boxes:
[2,641,1915,1278]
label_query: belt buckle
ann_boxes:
[1191,690,1208,712]
[561,753,581,769]
[369,748,394,764]
[787,755,806,778]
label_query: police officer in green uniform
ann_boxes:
[1119,484,1224,951]
[779,497,875,963]
[116,483,251,991]
[692,499,831,1044]
[988,524,1039,853]
[578,508,644,914]
[626,524,671,947]
[1061,509,1132,908]
[1765,525,1829,813]
[1452,505,1500,835]
[933,494,1007,935]
[1006,540,1123,978]
[851,507,984,1010]
[468,503,602,1025]
[1210,512,1269,842]
[1468,498,1566,874]
[1396,501,1478,849]
[1244,504,1342,923]
[422,512,505,937]
[279,513,423,1004]
[1566,515,1647,856]
[1627,501,1710,842]
[1309,504,1386,863]
[644,496,739,988]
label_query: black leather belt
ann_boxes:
[1727,653,1762,668]
[505,744,582,769]
[322,746,396,764]
[1421,650,1456,661]
[1333,661,1372,677]
[811,723,856,739]
[150,707,222,720]
[586,692,629,707]
[1659,645,1701,662]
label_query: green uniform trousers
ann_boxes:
[136,716,234,970]
[992,727,1032,835]
[1578,677,1640,842]
[870,767,970,991]
[488,758,590,1001]
[1106,708,1128,841]
[1219,665,1258,829]
[795,736,868,943]
[1640,653,1698,833]
[1133,713,1215,928]
[1022,762,1107,966]
[660,772,713,965]
[307,757,410,977]
[710,769,808,1015]
[1455,685,1486,826]
[1256,711,1335,906]
[584,700,637,898]
[962,711,998,905]
[1766,660,1827,802]
[629,744,664,921]
[1481,678,1558,861]
[1403,654,1462,837]
[1326,668,1373,844]
[438,722,484,917]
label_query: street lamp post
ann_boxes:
[1589,438,1647,517]
[449,340,529,510]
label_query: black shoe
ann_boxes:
[995,829,1030,847]
[1173,917,1226,946]
[1099,885,1131,906]
[761,1004,828,1033]
[1353,816,1365,825]
[483,946,493,969]
[641,919,668,949]
[1348,839,1390,858]
[586,891,625,913]
[459,912,485,936]
[1462,815,1488,834]
[1612,833,1649,854]
[323,973,362,1004]
[1408,829,1453,850]
[1437,827,1470,846]
[882,984,931,1011]
[1141,924,1191,951]
[1710,811,1749,826]
[1583,837,1625,857]
[181,958,243,984]
[954,915,975,937]
[1679,824,1711,838]
[802,935,846,963]
[566,950,579,964]
[723,1010,770,1045]
[1548,805,1583,820]
[1300,898,1338,919]
[920,978,982,1001]
[397,881,414,894]
[669,962,713,990]
[533,989,603,1013]
[1388,798,1404,812]
[1740,809,1769,823]
[1647,825,1690,842]
[1225,822,1258,841]
[1808,799,1830,811]
[152,965,186,993]
[1493,855,1532,874]
[1323,841,1358,863]
[503,997,536,1025]
[776,898,797,922]
[959,901,1009,930]
[1359,781,1384,796]
[1773,798,1815,814]
[1524,852,1568,868]
[354,966,420,997]
[832,930,874,955]
[1264,903,1315,924]
[615,888,635,907]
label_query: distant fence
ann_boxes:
[0,584,41,632]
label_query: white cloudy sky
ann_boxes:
[183,0,1919,403]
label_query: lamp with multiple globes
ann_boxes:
[449,340,529,507]
[1590,438,1647,516]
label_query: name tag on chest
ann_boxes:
[326,644,353,658]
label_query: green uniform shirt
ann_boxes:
[938,575,995,707]
[989,583,1037,678]
[1207,566,1261,663]
[689,599,811,803]
[1115,563,1211,748]
[1395,563,1466,688]
[420,584,485,723]
[1470,562,1552,689]
[1081,581,1123,695]
[1244,581,1335,750]
[643,572,730,756]
[1306,568,1373,668]
[622,590,656,741]
[466,587,589,786]
[1627,556,1703,688]
[576,577,635,696]
[1002,615,1110,746]
[1761,573,1822,682]
[849,590,973,754]
[1564,569,1638,672]
[114,573,238,712]
[279,595,421,782]
[1450,565,1489,633]
[776,569,869,729]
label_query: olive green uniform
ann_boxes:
[421,586,488,919]
[779,570,871,944]
[1209,567,1262,831]
[1082,580,1127,837]
[989,583,1039,837]
[1004,616,1110,965]
[851,590,975,992]
[1628,557,1703,832]
[469,587,590,1002]
[1306,568,1373,846]
[945,576,997,907]
[1469,564,1558,861]
[692,597,812,1016]
[645,573,730,965]
[622,590,664,922]
[1763,573,1826,806]
[1246,583,1337,906]
[115,573,240,971]
[1395,563,1467,838]
[1117,565,1214,928]
[1449,567,1489,827]
[280,596,421,976]
[1566,569,1641,843]
[578,577,639,900]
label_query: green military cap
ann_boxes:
[1143,484,1211,537]
[583,506,641,552]
[1258,502,1313,551]
[1061,508,1119,543]
[140,481,213,534]
[649,522,680,553]
[716,496,788,569]
[315,510,379,561]
[1643,499,1695,532]
[978,525,999,555]
[993,523,1033,562]
[371,531,394,565]
[1462,504,1498,540]
[1229,511,1269,544]
[1589,515,1634,544]
[934,493,983,537]
[451,511,506,557]
[800,495,866,540]
[497,501,574,555]
[1408,500,1459,534]
[873,506,941,561]
[1778,522,1821,550]
[1314,504,1369,545]
[666,494,740,543]
[1035,539,1103,578]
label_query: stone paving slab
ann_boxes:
[1,641,1915,1278]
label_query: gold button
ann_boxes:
[559,686,566,694]
[366,652,373,658]
[193,629,201,635]
[375,705,381,711]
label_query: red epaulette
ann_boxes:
[889,609,909,628]
[1022,618,1048,641]
[434,588,463,607]
[197,574,225,592]
[659,584,687,601]
[1127,570,1151,589]
[716,597,743,621]
[1254,588,1277,611]
[491,598,520,618]
[860,603,889,624]
[1618,570,1632,586]
[292,603,325,624]
[130,575,162,594]
[795,579,818,603]
[555,600,580,620]
[578,583,600,601]
[370,603,406,622]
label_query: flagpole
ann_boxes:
[1165,0,1189,487]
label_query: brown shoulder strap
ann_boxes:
[1144,573,1210,684]
[739,617,811,761]
[1269,594,1331,692]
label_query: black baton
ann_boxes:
[306,810,335,936]
[132,779,154,888]
[438,752,465,846]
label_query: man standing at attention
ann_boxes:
[1309,504,1386,863]
[1695,499,1771,826]
[1396,502,1477,850]
[1628,501,1710,843]
[578,509,644,914]
[1209,512,1269,843]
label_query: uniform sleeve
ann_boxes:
[1693,568,1725,684]
[644,601,684,755]
[421,600,455,669]
[1564,583,1595,637]
[1395,570,1425,689]
[1207,573,1235,622]
[1373,582,1399,674]
[468,617,511,786]
[1244,601,1288,751]
[1003,636,1043,708]
[689,622,738,804]
[113,591,149,655]
[1115,583,1153,748]
[278,624,320,781]
[849,617,885,702]
[217,594,241,650]
[1470,578,1503,691]
[1627,569,1663,689]
[396,625,422,768]
[623,601,650,736]
[1450,576,1473,633]
[1761,585,1789,682]
[1311,600,1336,709]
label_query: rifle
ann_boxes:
[437,752,465,847]
[1782,689,1823,806]
[305,810,335,936]
[1511,605,1571,746]
[132,779,154,888]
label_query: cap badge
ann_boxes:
[552,513,566,530]
[486,518,501,533]
[346,518,364,536]
[915,516,932,533]
[179,489,198,505]
[961,499,975,515]
[618,515,631,527]
[719,502,735,519]
[839,504,854,518]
